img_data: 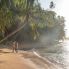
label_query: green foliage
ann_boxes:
[0,0,65,42]
[0,8,13,36]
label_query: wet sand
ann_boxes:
[0,49,62,69]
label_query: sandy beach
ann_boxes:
[0,48,62,69]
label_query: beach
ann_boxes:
[0,48,62,69]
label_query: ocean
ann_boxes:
[35,39,69,69]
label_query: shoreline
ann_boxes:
[0,48,62,69]
[19,49,63,69]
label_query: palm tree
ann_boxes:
[0,0,38,43]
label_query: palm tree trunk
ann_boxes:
[0,16,27,43]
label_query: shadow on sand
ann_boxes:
[0,61,6,64]
[0,50,11,54]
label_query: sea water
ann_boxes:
[36,39,69,69]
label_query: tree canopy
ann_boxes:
[0,0,65,43]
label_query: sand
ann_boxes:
[0,49,62,69]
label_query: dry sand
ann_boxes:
[0,49,62,69]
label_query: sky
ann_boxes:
[39,0,69,37]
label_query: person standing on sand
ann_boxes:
[15,41,18,53]
[12,41,18,53]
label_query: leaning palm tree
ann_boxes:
[0,0,39,43]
